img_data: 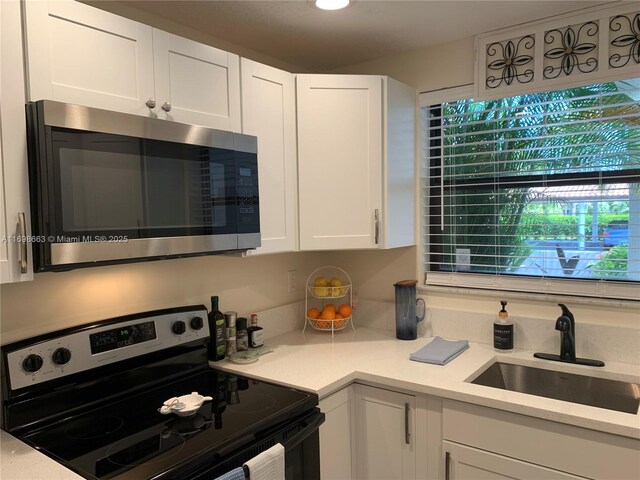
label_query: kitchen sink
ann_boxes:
[469,361,640,414]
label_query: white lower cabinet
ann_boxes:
[319,387,356,480]
[443,400,640,480]
[321,390,639,480]
[319,384,428,480]
[354,384,427,480]
[443,441,587,480]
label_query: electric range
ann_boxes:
[1,305,323,480]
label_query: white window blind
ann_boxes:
[423,79,640,300]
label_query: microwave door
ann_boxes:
[46,132,240,268]
[139,142,238,240]
[141,155,208,233]
[56,134,146,235]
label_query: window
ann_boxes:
[422,79,639,300]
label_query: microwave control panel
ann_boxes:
[236,162,259,227]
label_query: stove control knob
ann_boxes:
[52,347,72,365]
[190,317,204,330]
[22,354,43,373]
[172,321,186,335]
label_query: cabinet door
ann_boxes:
[153,31,241,131]
[354,384,415,480]
[297,75,382,250]
[319,387,356,480]
[24,0,155,116]
[1,0,34,283]
[443,441,588,480]
[240,59,297,254]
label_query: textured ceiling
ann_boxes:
[113,0,611,71]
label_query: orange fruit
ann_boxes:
[338,304,352,318]
[322,304,336,314]
[320,309,336,320]
[307,308,321,319]
[334,319,345,328]
[335,313,344,319]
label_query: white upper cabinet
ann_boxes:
[153,31,241,131]
[23,0,241,131]
[24,0,155,116]
[1,0,34,283]
[296,75,415,250]
[241,59,297,254]
[297,75,382,250]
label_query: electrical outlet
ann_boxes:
[456,248,471,271]
[287,270,297,293]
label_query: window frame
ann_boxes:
[418,84,639,302]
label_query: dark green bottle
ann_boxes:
[208,296,226,361]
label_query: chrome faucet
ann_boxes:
[534,304,605,367]
[556,304,576,361]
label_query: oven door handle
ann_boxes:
[282,410,325,450]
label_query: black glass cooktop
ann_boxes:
[22,370,316,480]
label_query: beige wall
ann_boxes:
[1,251,326,343]
[332,37,474,92]
[323,247,418,303]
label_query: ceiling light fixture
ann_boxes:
[315,0,350,11]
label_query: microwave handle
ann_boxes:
[18,212,28,274]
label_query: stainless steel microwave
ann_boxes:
[26,100,260,271]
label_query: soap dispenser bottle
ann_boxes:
[493,300,514,351]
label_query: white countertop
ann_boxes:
[2,326,638,480]
[212,327,640,440]
[0,430,84,480]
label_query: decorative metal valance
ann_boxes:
[475,4,639,100]
[485,35,535,88]
[609,12,640,68]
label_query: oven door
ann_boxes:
[182,409,324,480]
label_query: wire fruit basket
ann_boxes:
[303,266,355,336]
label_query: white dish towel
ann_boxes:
[243,443,285,480]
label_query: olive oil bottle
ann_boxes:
[208,296,226,361]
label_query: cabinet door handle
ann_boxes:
[404,402,410,444]
[145,98,156,109]
[161,102,172,112]
[18,212,27,274]
[374,209,380,245]
[445,451,451,480]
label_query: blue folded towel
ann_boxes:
[410,336,469,365]
[214,467,246,480]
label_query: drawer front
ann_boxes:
[443,400,640,480]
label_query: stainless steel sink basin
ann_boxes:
[469,362,640,414]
